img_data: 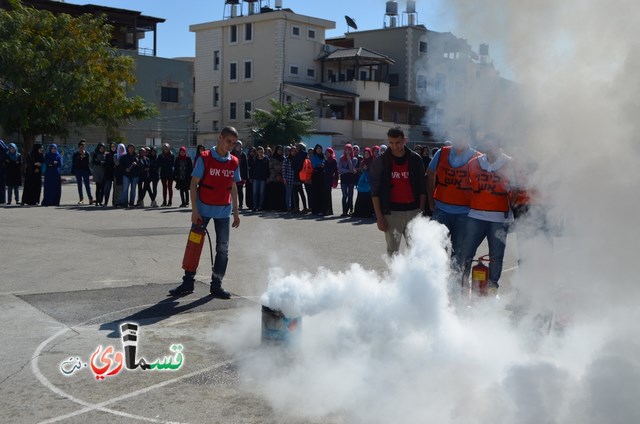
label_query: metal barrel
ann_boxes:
[261,305,301,345]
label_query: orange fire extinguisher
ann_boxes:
[471,254,490,296]
[182,225,207,273]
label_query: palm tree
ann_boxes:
[251,99,315,146]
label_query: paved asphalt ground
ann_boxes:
[0,182,517,423]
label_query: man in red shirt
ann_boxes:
[369,127,427,256]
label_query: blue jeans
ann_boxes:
[341,182,354,214]
[253,179,266,209]
[75,170,92,200]
[432,207,469,270]
[184,217,230,284]
[285,183,293,210]
[120,176,139,206]
[460,217,509,286]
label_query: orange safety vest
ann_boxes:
[468,156,512,213]
[198,150,239,206]
[433,146,478,206]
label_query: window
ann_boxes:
[419,41,427,53]
[244,60,252,80]
[289,65,299,76]
[306,68,316,78]
[244,101,252,119]
[328,69,336,82]
[346,69,355,81]
[213,86,219,107]
[245,23,253,41]
[214,50,220,70]
[229,102,237,120]
[229,62,237,81]
[230,25,237,43]
[212,120,219,131]
[307,29,316,39]
[291,26,300,37]
[417,75,427,90]
[161,86,179,103]
[360,70,367,80]
[388,73,399,87]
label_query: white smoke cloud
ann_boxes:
[212,216,639,423]
[210,1,640,422]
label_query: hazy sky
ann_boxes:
[64,1,489,61]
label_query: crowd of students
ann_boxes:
[1,138,428,217]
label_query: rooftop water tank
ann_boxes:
[386,1,398,16]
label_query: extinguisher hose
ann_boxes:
[204,228,214,267]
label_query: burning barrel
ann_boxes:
[261,305,301,345]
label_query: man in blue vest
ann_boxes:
[169,126,241,298]
[370,126,427,256]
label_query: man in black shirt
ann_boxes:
[369,127,426,256]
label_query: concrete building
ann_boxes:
[327,0,521,145]
[0,0,194,148]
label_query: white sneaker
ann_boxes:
[151,200,157,207]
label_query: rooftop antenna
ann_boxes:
[345,15,358,33]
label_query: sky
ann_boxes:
[64,0,491,65]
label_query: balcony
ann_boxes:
[322,80,389,102]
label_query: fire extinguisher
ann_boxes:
[471,254,490,296]
[182,224,207,273]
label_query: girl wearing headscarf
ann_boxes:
[157,143,175,206]
[112,143,126,207]
[103,143,116,206]
[266,145,286,211]
[91,142,107,206]
[42,144,63,206]
[0,140,7,203]
[310,144,326,215]
[173,146,193,208]
[4,143,22,205]
[352,147,375,218]
[21,143,44,205]
[119,144,141,208]
[338,143,358,216]
[322,147,338,216]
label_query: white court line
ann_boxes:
[30,303,232,424]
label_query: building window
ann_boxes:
[307,28,316,39]
[230,102,237,120]
[290,65,299,76]
[245,23,253,41]
[307,68,315,78]
[392,111,399,123]
[360,70,367,80]
[212,120,219,131]
[213,86,219,107]
[214,50,220,70]
[244,101,252,120]
[230,25,237,43]
[244,60,252,80]
[328,69,335,82]
[229,62,237,82]
[291,25,300,37]
[417,74,427,90]
[161,86,179,103]
[388,73,399,87]
[419,41,427,53]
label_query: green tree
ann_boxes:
[251,98,315,146]
[0,1,156,151]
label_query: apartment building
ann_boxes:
[0,0,194,148]
[190,1,335,145]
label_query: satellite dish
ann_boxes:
[345,15,358,31]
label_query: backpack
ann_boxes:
[299,158,313,183]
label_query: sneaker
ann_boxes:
[151,200,158,207]
[209,282,231,299]
[78,199,84,205]
[168,280,195,296]
[161,201,167,207]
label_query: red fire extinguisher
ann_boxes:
[182,225,207,273]
[471,254,490,296]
